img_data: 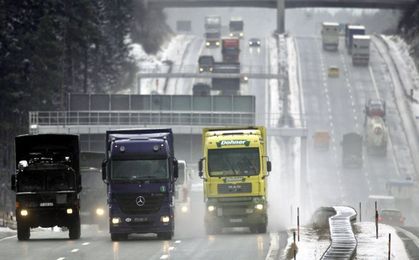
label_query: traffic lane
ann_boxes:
[0,226,170,260]
[168,36,204,95]
[296,36,346,211]
[368,42,419,226]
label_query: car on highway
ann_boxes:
[378,209,405,226]
[328,66,340,77]
[248,38,261,47]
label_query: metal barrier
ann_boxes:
[321,206,357,260]
[30,110,255,127]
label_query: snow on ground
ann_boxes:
[280,222,409,259]
[381,35,419,132]
[354,222,409,259]
[126,34,195,94]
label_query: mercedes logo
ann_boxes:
[136,196,145,207]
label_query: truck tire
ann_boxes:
[111,233,127,241]
[17,224,30,241]
[69,216,81,240]
[205,223,221,235]
[157,232,173,240]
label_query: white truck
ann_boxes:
[321,22,339,51]
[352,35,370,66]
[205,16,221,47]
[365,115,387,156]
[175,160,191,214]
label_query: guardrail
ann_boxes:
[29,110,256,128]
[321,206,357,260]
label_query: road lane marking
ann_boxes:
[265,232,280,260]
[160,255,169,259]
[57,258,65,260]
[0,235,16,242]
[71,249,79,253]
[82,242,90,246]
[168,247,175,251]
[174,240,181,244]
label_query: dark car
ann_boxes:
[248,38,261,47]
[365,98,386,118]
[378,209,405,226]
[198,55,214,73]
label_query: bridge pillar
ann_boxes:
[277,0,285,33]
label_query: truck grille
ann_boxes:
[113,193,165,214]
[217,183,252,194]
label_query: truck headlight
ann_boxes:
[230,33,234,37]
[240,32,244,37]
[112,217,121,224]
[255,204,264,210]
[161,216,170,223]
[216,41,220,46]
[206,42,210,46]
[199,67,204,72]
[208,205,216,212]
[181,205,188,213]
[66,208,73,214]
[96,208,105,216]
[20,209,28,216]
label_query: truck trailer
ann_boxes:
[11,134,82,240]
[352,35,370,66]
[365,116,387,156]
[345,25,365,54]
[199,126,271,234]
[321,22,339,51]
[102,129,178,241]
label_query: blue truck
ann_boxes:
[11,134,82,240]
[102,129,178,241]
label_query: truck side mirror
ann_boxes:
[11,174,16,191]
[198,158,205,178]
[267,161,272,172]
[173,159,178,179]
[101,160,107,181]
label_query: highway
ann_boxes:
[297,34,419,226]
[2,12,419,260]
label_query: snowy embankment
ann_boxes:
[127,34,195,94]
[281,223,409,259]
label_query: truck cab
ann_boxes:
[321,22,339,51]
[352,35,370,66]
[198,55,215,73]
[102,129,178,241]
[199,127,271,234]
[229,17,244,38]
[11,134,82,240]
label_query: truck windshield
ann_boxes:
[208,148,260,177]
[229,21,243,31]
[111,159,168,180]
[18,170,76,192]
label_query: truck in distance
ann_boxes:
[229,17,244,38]
[352,35,370,66]
[199,126,272,234]
[11,134,82,240]
[79,152,107,228]
[365,98,386,121]
[193,83,211,96]
[222,37,240,63]
[345,25,365,54]
[175,160,191,214]
[102,129,179,241]
[198,55,215,73]
[321,22,339,51]
[205,16,221,47]
[365,116,387,156]
[341,132,363,168]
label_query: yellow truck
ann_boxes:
[198,126,271,234]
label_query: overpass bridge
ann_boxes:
[146,0,416,33]
[29,93,307,163]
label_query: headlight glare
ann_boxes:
[255,204,264,210]
[96,208,105,216]
[208,205,216,212]
[66,208,73,214]
[161,216,170,223]
[20,209,28,216]
[112,217,121,224]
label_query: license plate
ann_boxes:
[134,217,148,222]
[229,218,242,223]
[40,202,54,207]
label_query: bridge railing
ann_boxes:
[29,110,256,128]
[139,64,271,75]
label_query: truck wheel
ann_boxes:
[17,224,30,241]
[157,232,173,240]
[69,217,81,240]
[111,233,127,241]
[205,223,220,235]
